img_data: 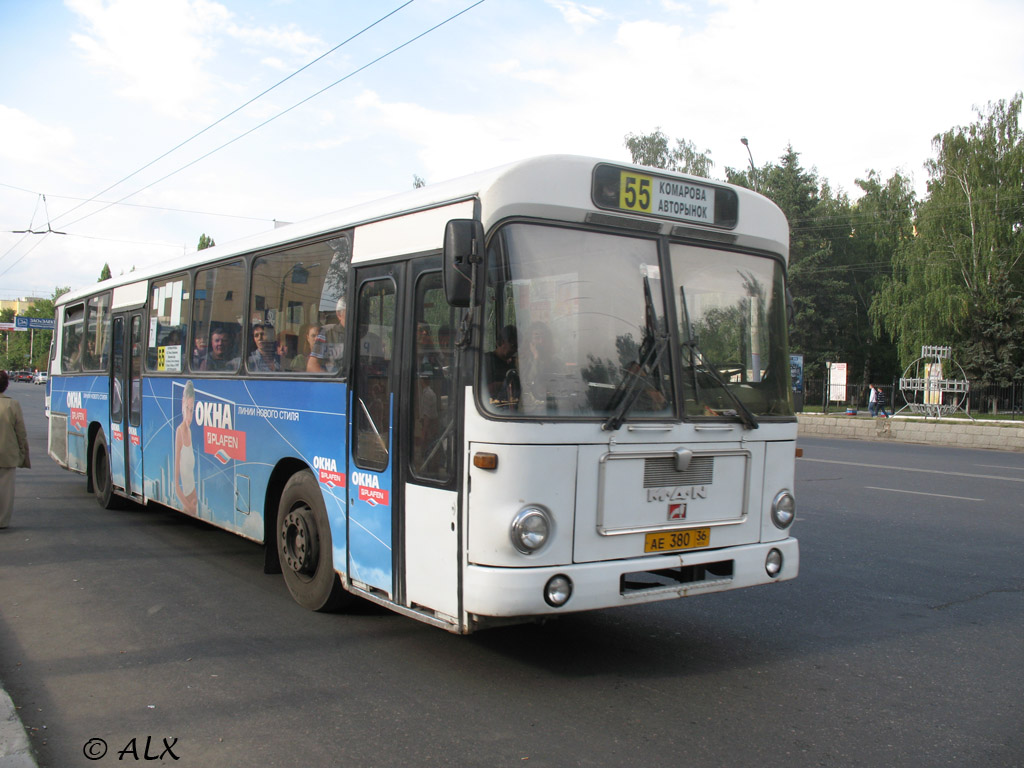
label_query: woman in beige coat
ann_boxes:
[0,370,31,529]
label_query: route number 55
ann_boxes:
[620,173,652,212]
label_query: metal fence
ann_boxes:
[799,379,1024,419]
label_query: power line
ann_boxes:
[55,0,489,233]
[49,0,419,229]
[0,185,275,224]
[1,0,489,280]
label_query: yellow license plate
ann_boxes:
[644,527,711,553]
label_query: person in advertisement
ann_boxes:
[0,371,31,529]
[175,381,198,516]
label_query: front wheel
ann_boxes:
[277,470,349,611]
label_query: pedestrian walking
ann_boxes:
[875,385,889,418]
[0,370,31,529]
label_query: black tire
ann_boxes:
[277,470,349,611]
[90,432,119,509]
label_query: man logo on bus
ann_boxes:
[668,503,686,520]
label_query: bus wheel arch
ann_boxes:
[263,459,307,574]
[275,468,350,612]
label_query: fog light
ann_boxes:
[544,574,573,607]
[765,548,783,577]
[771,490,796,529]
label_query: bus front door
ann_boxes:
[347,266,402,600]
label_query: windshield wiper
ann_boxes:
[679,286,759,430]
[603,276,669,431]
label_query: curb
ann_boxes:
[0,687,36,768]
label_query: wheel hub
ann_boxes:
[281,506,318,575]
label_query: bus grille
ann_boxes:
[643,456,713,488]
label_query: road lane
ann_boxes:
[1,394,1021,768]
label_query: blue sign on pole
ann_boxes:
[14,316,55,330]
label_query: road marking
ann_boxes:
[800,457,1024,483]
[865,486,983,502]
[974,463,1024,472]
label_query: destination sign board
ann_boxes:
[591,163,738,229]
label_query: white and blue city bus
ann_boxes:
[47,155,798,633]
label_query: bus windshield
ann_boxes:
[480,223,792,421]
[671,242,793,420]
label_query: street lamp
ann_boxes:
[740,137,758,192]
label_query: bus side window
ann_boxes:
[61,303,85,373]
[146,276,189,374]
[192,261,244,373]
[83,293,112,371]
[249,237,351,375]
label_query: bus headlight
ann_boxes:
[765,548,783,577]
[510,507,551,554]
[770,490,796,529]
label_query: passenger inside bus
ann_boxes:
[247,323,281,372]
[307,297,346,374]
[201,324,240,371]
[291,324,320,372]
[520,322,556,411]
[484,325,518,403]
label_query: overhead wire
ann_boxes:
[54,0,488,233]
[49,0,419,228]
[1,0,488,280]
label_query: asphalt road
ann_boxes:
[1,383,1021,767]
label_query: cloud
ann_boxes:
[64,0,323,119]
[225,20,323,57]
[0,106,76,170]
[545,1,611,33]
[66,0,231,117]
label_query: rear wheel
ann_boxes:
[90,432,119,509]
[277,470,349,611]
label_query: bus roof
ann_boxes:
[56,154,788,307]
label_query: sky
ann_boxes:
[1,0,1023,300]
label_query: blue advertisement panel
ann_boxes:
[138,378,350,544]
[50,375,108,474]
[49,374,396,591]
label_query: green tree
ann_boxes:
[413,175,426,189]
[198,233,216,250]
[98,263,112,281]
[0,287,67,371]
[624,129,714,178]
[871,94,1024,383]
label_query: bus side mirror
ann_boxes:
[443,219,484,307]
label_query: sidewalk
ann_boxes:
[0,686,36,768]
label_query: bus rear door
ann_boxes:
[104,310,143,501]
